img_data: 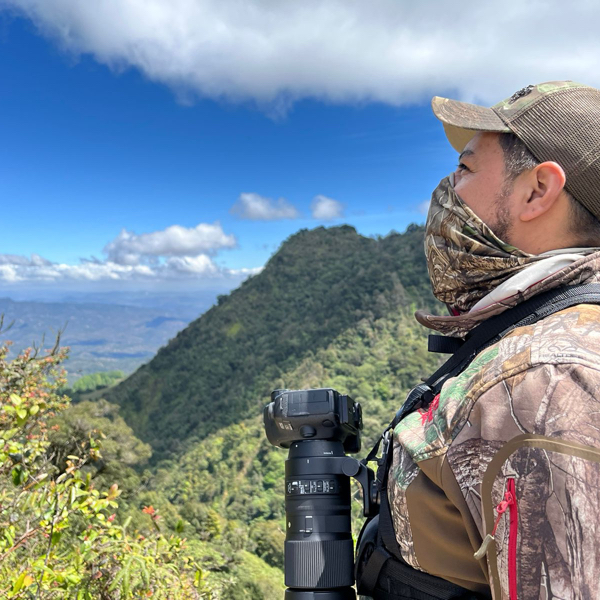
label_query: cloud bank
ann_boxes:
[0,222,261,286]
[3,0,600,110]
[230,193,300,221]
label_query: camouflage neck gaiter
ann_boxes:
[425,175,543,314]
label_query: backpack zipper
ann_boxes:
[506,478,518,600]
[474,477,518,599]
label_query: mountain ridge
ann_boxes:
[105,224,438,462]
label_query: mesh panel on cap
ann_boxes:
[506,87,600,220]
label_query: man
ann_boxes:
[362,82,600,599]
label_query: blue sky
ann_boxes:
[1,0,597,297]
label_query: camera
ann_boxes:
[264,388,378,600]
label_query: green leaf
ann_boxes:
[11,572,27,594]
[11,466,22,486]
[9,394,22,406]
[3,427,18,440]
[4,528,14,547]
[29,404,40,415]
[16,408,27,420]
[122,516,132,530]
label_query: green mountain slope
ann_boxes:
[143,299,441,588]
[106,224,438,462]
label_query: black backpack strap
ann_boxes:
[355,520,391,596]
[428,335,464,355]
[392,283,600,428]
[427,283,600,388]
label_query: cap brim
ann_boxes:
[432,96,510,152]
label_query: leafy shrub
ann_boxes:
[0,338,215,599]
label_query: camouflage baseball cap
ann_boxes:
[432,81,600,220]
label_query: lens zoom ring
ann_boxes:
[285,539,354,588]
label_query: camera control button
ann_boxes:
[322,419,334,427]
[342,457,360,477]
[305,516,313,534]
[299,425,317,438]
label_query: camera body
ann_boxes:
[264,388,377,600]
[264,388,362,452]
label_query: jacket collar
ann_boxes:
[415,250,600,337]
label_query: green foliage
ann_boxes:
[106,224,439,462]
[0,340,214,599]
[220,552,284,600]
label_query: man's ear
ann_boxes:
[519,161,567,222]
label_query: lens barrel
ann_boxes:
[284,440,356,599]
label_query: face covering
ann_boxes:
[424,175,543,314]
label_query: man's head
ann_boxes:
[432,81,600,253]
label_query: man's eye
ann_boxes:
[456,162,470,172]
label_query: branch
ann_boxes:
[0,526,41,562]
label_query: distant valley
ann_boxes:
[0,294,214,382]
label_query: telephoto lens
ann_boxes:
[264,388,377,600]
[284,439,356,600]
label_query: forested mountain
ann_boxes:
[105,224,439,462]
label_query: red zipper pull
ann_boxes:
[474,482,516,561]
[491,489,514,536]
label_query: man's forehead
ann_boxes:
[460,132,500,158]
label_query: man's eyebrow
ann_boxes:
[459,149,475,161]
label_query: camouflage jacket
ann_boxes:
[388,251,600,599]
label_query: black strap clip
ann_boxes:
[392,383,435,428]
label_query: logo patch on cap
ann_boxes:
[508,85,534,105]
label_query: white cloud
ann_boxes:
[0,264,21,282]
[0,254,157,282]
[311,195,344,220]
[229,266,264,277]
[230,193,299,221]
[103,222,236,265]
[3,0,600,111]
[165,255,219,275]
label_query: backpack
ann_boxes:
[355,283,600,600]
